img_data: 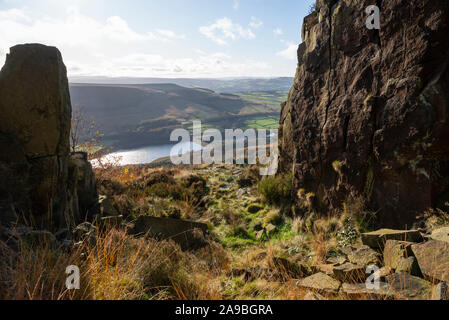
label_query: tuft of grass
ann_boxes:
[341,194,376,233]
[258,174,292,207]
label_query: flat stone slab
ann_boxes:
[312,264,335,276]
[430,227,449,243]
[298,272,341,295]
[333,263,367,282]
[411,240,449,282]
[127,216,208,250]
[362,229,423,249]
[386,272,433,300]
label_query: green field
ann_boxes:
[237,91,289,108]
[244,116,279,130]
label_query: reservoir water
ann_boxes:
[100,141,203,166]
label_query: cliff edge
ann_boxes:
[279,0,449,227]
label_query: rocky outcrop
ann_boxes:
[296,228,449,300]
[0,44,97,229]
[279,0,449,227]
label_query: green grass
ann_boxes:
[237,91,289,108]
[244,117,279,130]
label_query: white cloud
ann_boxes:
[199,17,256,45]
[0,8,32,22]
[0,7,275,77]
[249,17,263,29]
[156,29,186,39]
[276,42,298,60]
[65,51,270,78]
[273,28,283,36]
[233,0,239,10]
[0,7,184,54]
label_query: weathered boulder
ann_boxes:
[126,216,209,250]
[279,0,449,228]
[98,195,120,217]
[346,244,381,267]
[386,273,433,300]
[0,44,71,227]
[384,240,414,266]
[297,272,341,295]
[340,282,395,300]
[23,230,57,247]
[362,229,423,249]
[303,291,326,300]
[377,266,393,281]
[429,227,449,243]
[68,152,98,221]
[326,255,347,266]
[270,257,311,279]
[411,240,449,282]
[431,282,449,300]
[100,215,123,230]
[395,257,422,277]
[0,44,97,229]
[312,264,335,276]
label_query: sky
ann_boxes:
[0,0,315,78]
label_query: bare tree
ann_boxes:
[70,105,122,170]
[70,105,103,157]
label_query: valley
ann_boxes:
[69,83,286,152]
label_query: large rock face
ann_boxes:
[0,44,97,228]
[279,0,449,227]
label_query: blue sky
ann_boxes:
[0,0,315,78]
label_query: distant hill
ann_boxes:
[69,83,282,150]
[68,77,294,93]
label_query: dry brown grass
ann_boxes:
[0,227,229,300]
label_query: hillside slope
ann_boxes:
[70,83,280,149]
[69,77,294,93]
